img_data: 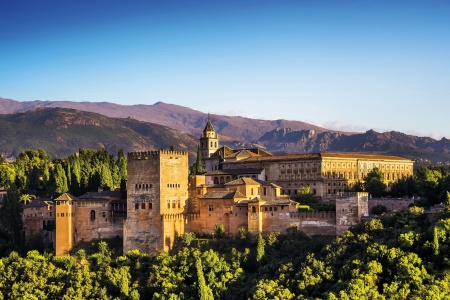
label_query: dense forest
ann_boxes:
[1,148,450,299]
[0,205,449,299]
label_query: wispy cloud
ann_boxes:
[317,120,368,133]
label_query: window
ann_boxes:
[141,203,146,209]
[209,205,214,211]
[252,206,256,213]
[90,210,95,221]
[149,203,152,209]
[135,203,139,209]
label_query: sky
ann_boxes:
[1,0,449,139]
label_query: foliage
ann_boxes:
[214,223,225,239]
[363,167,387,197]
[0,148,129,198]
[190,145,206,175]
[256,233,265,263]
[294,186,316,203]
[371,204,388,215]
[182,232,196,246]
[0,188,24,256]
[2,209,450,299]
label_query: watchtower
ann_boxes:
[124,150,189,255]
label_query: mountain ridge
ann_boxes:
[1,97,449,165]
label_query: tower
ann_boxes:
[124,150,189,255]
[200,116,219,159]
[55,193,76,255]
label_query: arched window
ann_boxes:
[90,210,96,221]
[214,177,219,184]
[252,206,256,213]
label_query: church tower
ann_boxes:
[200,116,219,159]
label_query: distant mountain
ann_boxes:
[0,97,335,142]
[256,128,450,165]
[0,107,198,160]
[1,97,449,165]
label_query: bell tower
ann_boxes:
[200,115,219,159]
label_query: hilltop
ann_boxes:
[1,97,450,165]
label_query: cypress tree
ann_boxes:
[196,256,214,300]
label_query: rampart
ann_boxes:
[128,150,188,160]
[369,198,414,212]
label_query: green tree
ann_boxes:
[0,187,24,255]
[364,168,387,198]
[0,163,16,188]
[371,204,387,215]
[115,148,127,191]
[214,223,225,239]
[196,256,214,300]
[256,233,265,263]
[415,167,442,204]
[182,232,196,246]
[190,146,206,175]
[54,163,69,196]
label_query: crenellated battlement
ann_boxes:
[128,150,188,160]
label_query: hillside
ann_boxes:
[256,128,450,165]
[0,97,334,142]
[0,107,198,160]
[1,97,450,165]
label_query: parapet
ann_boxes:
[128,150,188,160]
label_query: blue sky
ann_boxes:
[1,1,449,139]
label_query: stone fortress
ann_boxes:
[22,119,414,256]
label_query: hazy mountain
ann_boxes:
[0,97,335,142]
[1,97,449,165]
[0,107,198,160]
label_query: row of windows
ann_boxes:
[201,141,218,148]
[77,202,106,207]
[135,202,153,210]
[280,174,316,180]
[167,202,181,209]
[283,189,317,195]
[57,212,74,217]
[281,163,316,168]
[56,201,73,205]
[207,205,285,212]
[135,183,152,190]
[167,183,181,188]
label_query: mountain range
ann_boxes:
[0,97,449,165]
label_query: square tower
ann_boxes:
[124,150,189,255]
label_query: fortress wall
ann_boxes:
[73,205,123,243]
[369,199,414,212]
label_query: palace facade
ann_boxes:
[22,119,414,256]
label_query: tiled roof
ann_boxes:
[261,198,294,206]
[225,177,262,186]
[23,199,53,208]
[227,152,412,162]
[201,191,246,199]
[55,193,77,201]
[320,152,412,161]
[77,191,122,199]
[205,168,264,176]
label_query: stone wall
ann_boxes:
[284,212,337,235]
[73,203,123,243]
[369,198,414,212]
